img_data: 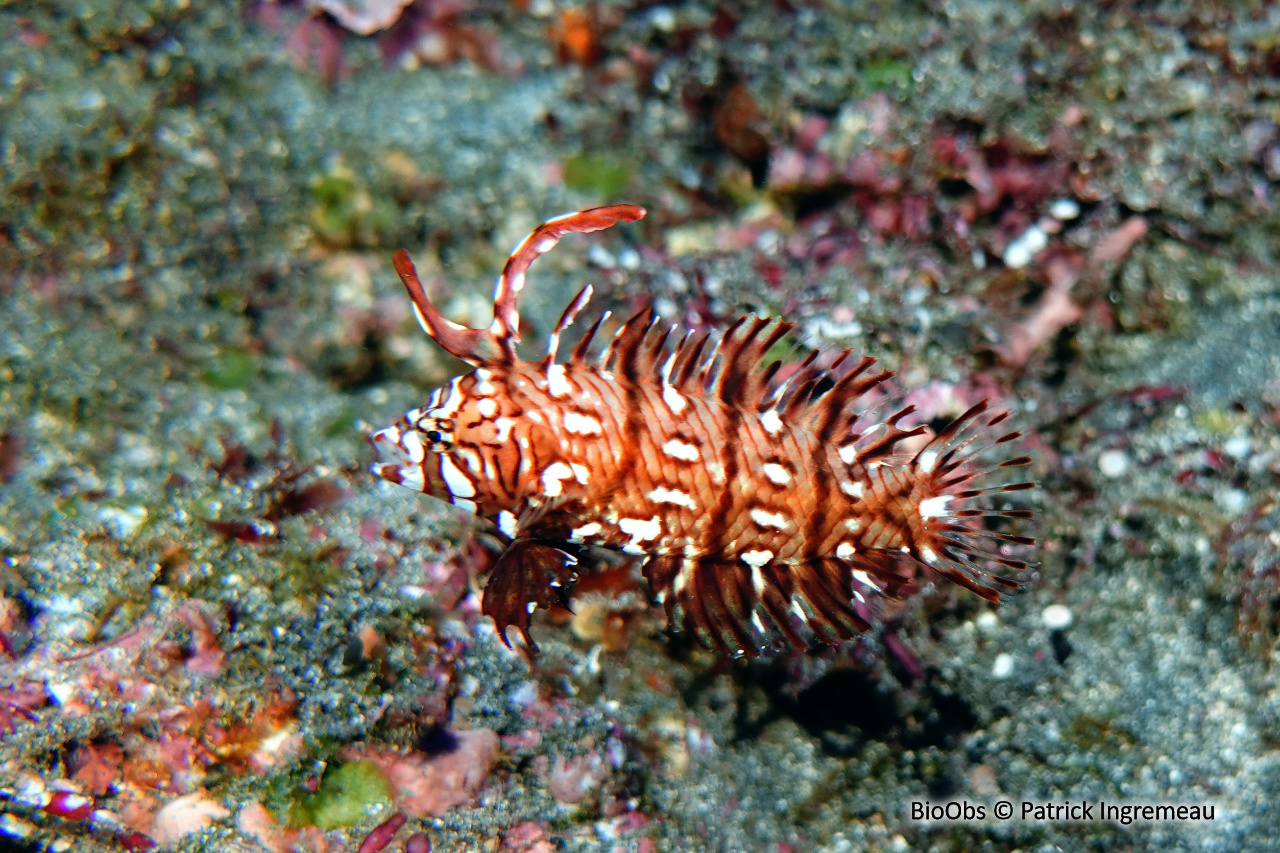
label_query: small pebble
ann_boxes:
[1217,488,1249,515]
[1041,604,1073,630]
[1049,198,1081,220]
[1003,224,1048,268]
[968,763,998,795]
[991,653,1015,679]
[1223,436,1252,459]
[96,504,148,538]
[1097,449,1130,478]
[586,244,616,269]
[648,6,677,32]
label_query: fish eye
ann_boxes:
[417,416,454,450]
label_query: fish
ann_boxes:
[369,204,1035,656]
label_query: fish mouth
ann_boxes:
[368,423,419,488]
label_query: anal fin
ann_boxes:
[643,556,889,657]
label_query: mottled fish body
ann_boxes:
[371,205,1034,655]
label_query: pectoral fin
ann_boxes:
[481,538,581,653]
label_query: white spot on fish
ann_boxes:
[662,439,699,462]
[546,363,573,398]
[918,495,952,518]
[916,449,938,473]
[751,611,766,634]
[476,398,498,417]
[838,444,858,464]
[749,508,789,530]
[570,521,602,542]
[706,461,726,484]
[762,463,790,485]
[844,518,862,532]
[648,487,696,508]
[493,417,515,442]
[760,409,782,434]
[563,411,603,435]
[835,542,856,559]
[541,462,573,497]
[662,385,687,414]
[840,480,865,498]
[570,463,590,484]
[498,510,517,537]
[619,516,662,554]
[740,549,773,568]
[451,497,477,513]
[439,455,475,497]
[920,545,940,564]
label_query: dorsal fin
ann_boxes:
[569,311,611,364]
[392,204,645,365]
[602,309,658,382]
[707,316,792,406]
[597,310,908,443]
[671,332,714,391]
[853,405,928,463]
[543,284,594,366]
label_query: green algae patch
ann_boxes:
[1193,407,1246,437]
[289,761,393,829]
[859,57,912,95]
[308,158,400,248]
[203,348,258,390]
[563,152,631,199]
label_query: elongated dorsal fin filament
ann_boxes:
[393,249,498,364]
[393,204,646,366]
